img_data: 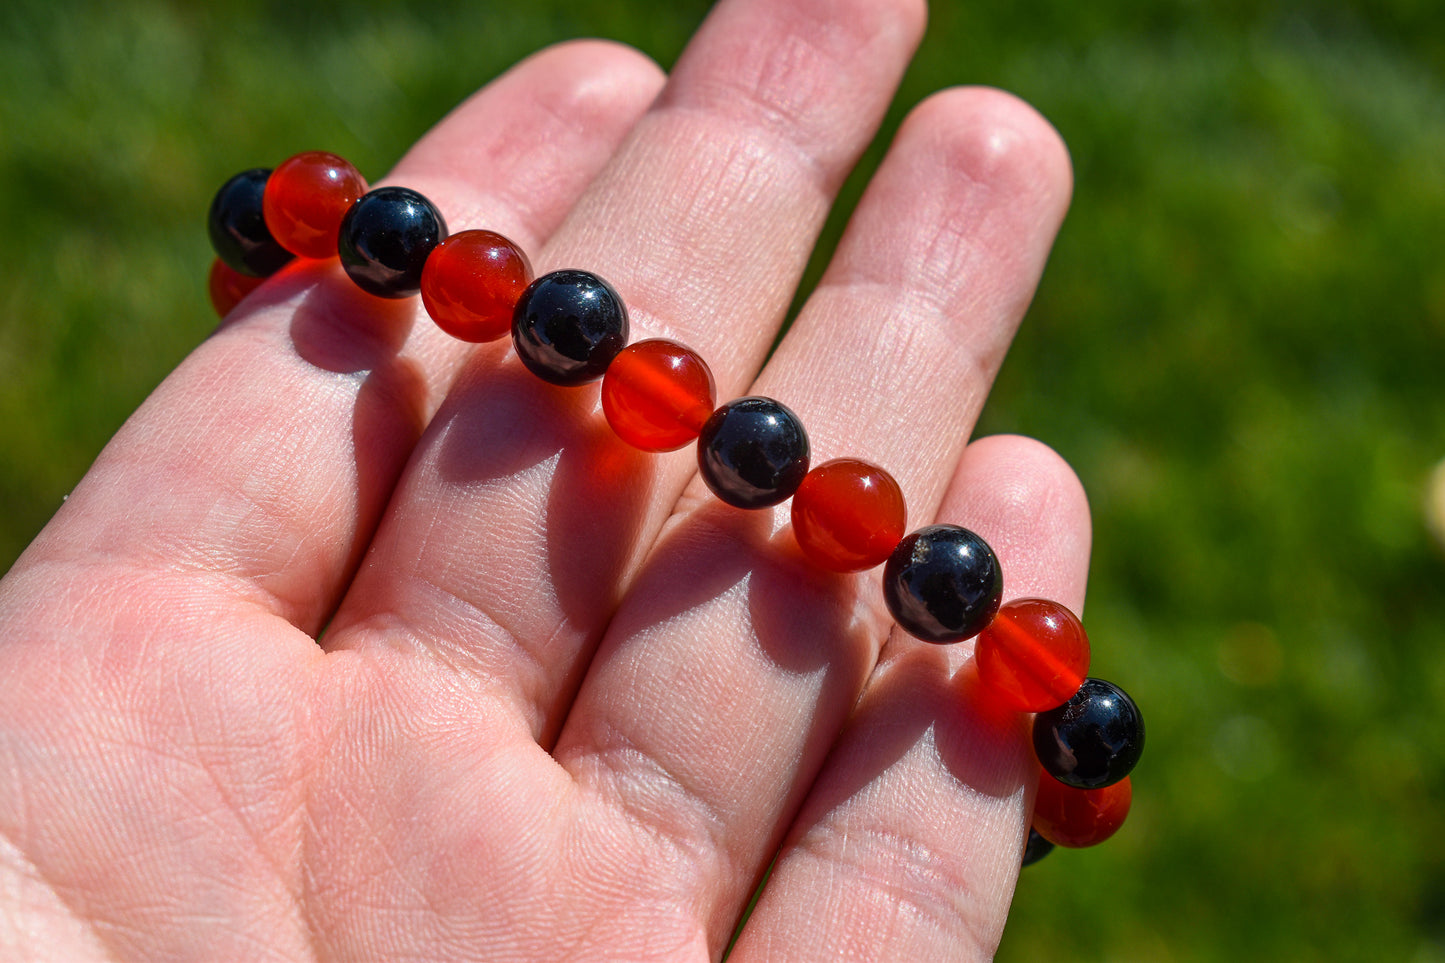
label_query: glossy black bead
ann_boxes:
[882,524,1002,643]
[698,397,810,509]
[207,168,293,278]
[511,270,629,385]
[337,186,447,298]
[1021,827,1055,867]
[1033,677,1145,790]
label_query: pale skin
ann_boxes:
[0,0,1090,959]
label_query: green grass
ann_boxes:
[3,1,1444,959]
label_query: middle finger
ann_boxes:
[323,0,928,742]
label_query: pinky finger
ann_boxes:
[728,434,1091,962]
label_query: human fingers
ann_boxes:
[1,40,665,639]
[729,435,1091,961]
[321,0,926,743]
[552,88,1074,953]
[0,42,666,963]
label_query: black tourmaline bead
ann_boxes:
[1021,827,1055,867]
[884,520,999,642]
[1033,677,1145,790]
[698,397,809,509]
[208,168,293,278]
[883,524,1002,643]
[511,270,629,385]
[338,186,448,298]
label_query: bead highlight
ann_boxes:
[975,598,1091,712]
[790,458,906,572]
[601,339,716,451]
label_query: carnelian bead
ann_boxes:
[262,151,368,260]
[975,598,1091,712]
[601,339,716,451]
[420,230,534,342]
[790,459,906,572]
[207,258,265,317]
[1033,775,1132,848]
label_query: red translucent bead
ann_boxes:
[1033,774,1132,848]
[207,257,265,317]
[975,598,1091,712]
[262,151,368,260]
[601,339,716,451]
[420,230,534,343]
[791,458,906,572]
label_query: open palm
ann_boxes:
[0,0,1087,959]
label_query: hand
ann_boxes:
[0,0,1084,958]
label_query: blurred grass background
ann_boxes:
[2,0,1443,959]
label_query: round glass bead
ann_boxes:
[790,458,906,572]
[338,186,448,298]
[262,151,368,260]
[975,598,1091,712]
[421,230,534,343]
[1021,827,1055,867]
[512,270,629,385]
[698,397,810,509]
[882,524,1003,643]
[1032,774,1132,848]
[208,168,293,278]
[207,258,265,318]
[601,339,716,451]
[1033,677,1145,789]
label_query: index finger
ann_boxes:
[5,41,665,637]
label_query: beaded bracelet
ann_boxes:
[207,151,1146,864]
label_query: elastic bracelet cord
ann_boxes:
[207,151,1146,863]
